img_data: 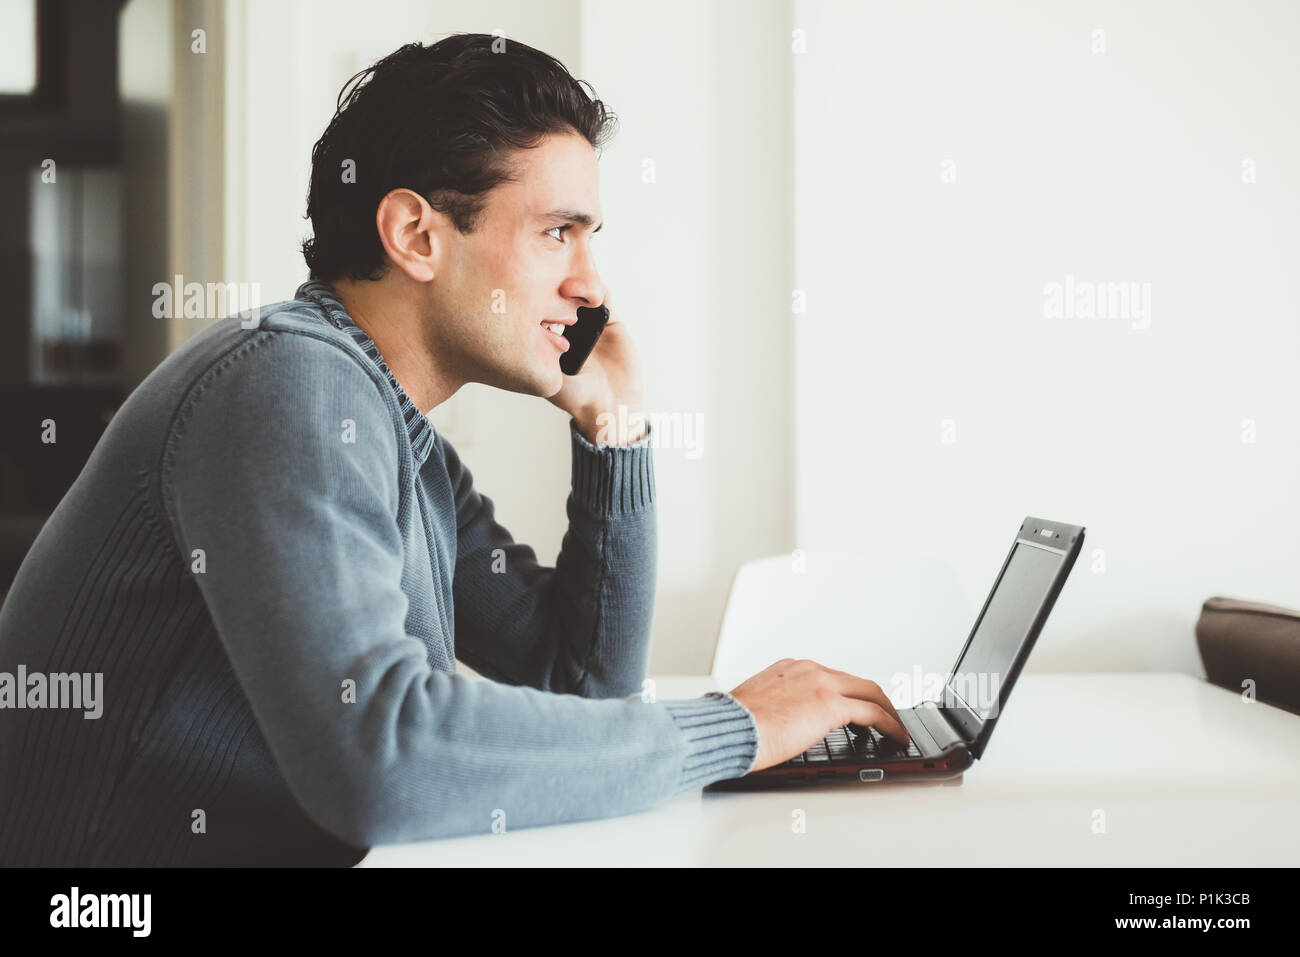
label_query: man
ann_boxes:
[0,33,906,866]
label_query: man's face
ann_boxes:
[428,131,605,398]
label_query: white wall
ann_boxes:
[214,0,795,674]
[792,0,1300,677]
[578,0,796,673]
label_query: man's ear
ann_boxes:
[374,188,438,282]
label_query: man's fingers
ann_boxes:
[846,701,910,745]
[826,671,904,727]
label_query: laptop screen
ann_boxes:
[945,540,1065,720]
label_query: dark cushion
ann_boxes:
[1196,597,1300,715]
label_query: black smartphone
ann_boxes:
[560,304,610,375]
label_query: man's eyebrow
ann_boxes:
[539,209,603,232]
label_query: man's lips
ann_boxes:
[541,323,570,352]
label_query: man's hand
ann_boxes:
[546,288,646,446]
[729,658,911,772]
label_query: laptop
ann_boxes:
[706,516,1085,790]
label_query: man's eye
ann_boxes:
[546,225,570,242]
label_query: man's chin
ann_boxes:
[480,362,563,399]
[532,357,565,397]
[542,368,566,398]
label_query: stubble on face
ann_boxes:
[426,132,602,399]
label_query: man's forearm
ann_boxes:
[541,418,657,696]
[450,418,657,698]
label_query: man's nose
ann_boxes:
[565,254,605,307]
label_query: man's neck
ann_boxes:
[329,278,462,414]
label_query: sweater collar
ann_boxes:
[295,279,436,466]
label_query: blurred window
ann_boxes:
[0,0,38,95]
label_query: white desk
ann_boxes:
[359,673,1300,866]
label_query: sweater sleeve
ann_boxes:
[162,331,758,848]
[448,418,658,699]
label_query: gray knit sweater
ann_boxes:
[0,280,758,866]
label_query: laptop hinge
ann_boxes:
[915,700,970,752]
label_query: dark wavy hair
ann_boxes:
[301,33,618,282]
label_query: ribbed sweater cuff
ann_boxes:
[663,691,760,790]
[569,418,655,517]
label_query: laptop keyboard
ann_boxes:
[783,725,921,766]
